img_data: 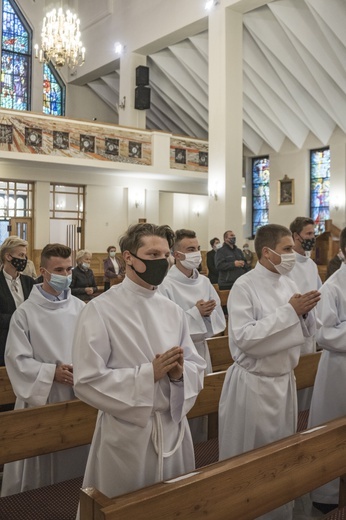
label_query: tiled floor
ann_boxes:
[293,494,327,519]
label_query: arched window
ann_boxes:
[310,147,330,234]
[43,63,65,116]
[252,156,270,236]
[0,0,31,110]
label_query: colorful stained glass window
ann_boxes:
[310,147,330,234]
[43,63,65,116]
[1,0,31,110]
[252,156,270,236]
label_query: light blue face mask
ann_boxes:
[45,270,72,292]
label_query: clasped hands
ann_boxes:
[55,363,74,386]
[152,346,183,383]
[196,299,216,317]
[289,290,321,317]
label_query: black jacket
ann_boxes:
[215,243,250,289]
[70,265,98,302]
[0,270,34,366]
[206,249,219,285]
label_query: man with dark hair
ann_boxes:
[307,226,346,514]
[287,217,322,411]
[215,230,250,290]
[159,229,225,373]
[1,243,87,496]
[206,237,220,284]
[72,223,206,505]
[158,229,225,442]
[219,224,320,520]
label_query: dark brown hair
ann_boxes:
[119,223,175,253]
[255,224,292,259]
[40,243,71,267]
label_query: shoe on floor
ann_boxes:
[312,502,338,514]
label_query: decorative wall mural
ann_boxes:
[170,137,208,172]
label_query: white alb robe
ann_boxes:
[308,262,346,505]
[158,265,226,373]
[1,286,87,497]
[287,251,322,356]
[219,263,317,520]
[72,276,206,501]
[287,252,322,411]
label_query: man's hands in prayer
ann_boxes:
[55,363,74,386]
[234,260,245,268]
[85,287,94,295]
[153,346,184,382]
[196,299,216,317]
[289,290,321,317]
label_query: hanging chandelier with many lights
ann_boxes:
[34,8,85,69]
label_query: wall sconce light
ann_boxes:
[194,205,202,217]
[135,198,141,209]
[205,0,220,10]
[209,183,218,201]
[115,42,125,55]
[118,96,126,110]
[331,195,342,212]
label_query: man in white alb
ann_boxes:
[307,227,346,515]
[287,217,322,411]
[158,228,225,375]
[1,243,88,496]
[219,224,320,520]
[72,223,206,507]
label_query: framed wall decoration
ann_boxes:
[278,175,295,205]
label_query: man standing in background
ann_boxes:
[215,230,250,290]
[206,237,220,285]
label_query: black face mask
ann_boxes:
[10,255,28,272]
[130,252,169,286]
[299,235,316,252]
[228,237,236,246]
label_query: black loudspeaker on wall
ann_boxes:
[135,86,151,110]
[136,65,149,86]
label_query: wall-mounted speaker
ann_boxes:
[136,66,149,86]
[135,86,151,110]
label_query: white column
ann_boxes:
[35,181,50,247]
[208,4,243,241]
[118,52,147,129]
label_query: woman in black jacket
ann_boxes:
[70,250,98,302]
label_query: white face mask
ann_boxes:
[267,248,296,275]
[109,251,116,258]
[215,243,222,250]
[178,251,202,270]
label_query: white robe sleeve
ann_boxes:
[316,284,346,353]
[5,309,56,406]
[228,282,306,358]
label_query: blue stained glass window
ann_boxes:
[1,0,32,111]
[252,156,270,236]
[43,63,65,116]
[310,147,330,234]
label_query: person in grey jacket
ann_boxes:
[215,230,250,290]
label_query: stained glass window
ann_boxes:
[1,0,31,110]
[43,63,65,116]
[252,156,270,236]
[310,147,330,234]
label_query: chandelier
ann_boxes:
[34,8,85,69]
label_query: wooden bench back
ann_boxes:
[207,335,232,372]
[0,351,322,467]
[0,365,15,405]
[80,416,346,520]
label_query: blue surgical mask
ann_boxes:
[45,270,72,292]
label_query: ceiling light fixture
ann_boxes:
[34,8,85,69]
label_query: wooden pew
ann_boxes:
[207,335,232,372]
[0,365,15,406]
[80,416,346,520]
[0,352,322,519]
